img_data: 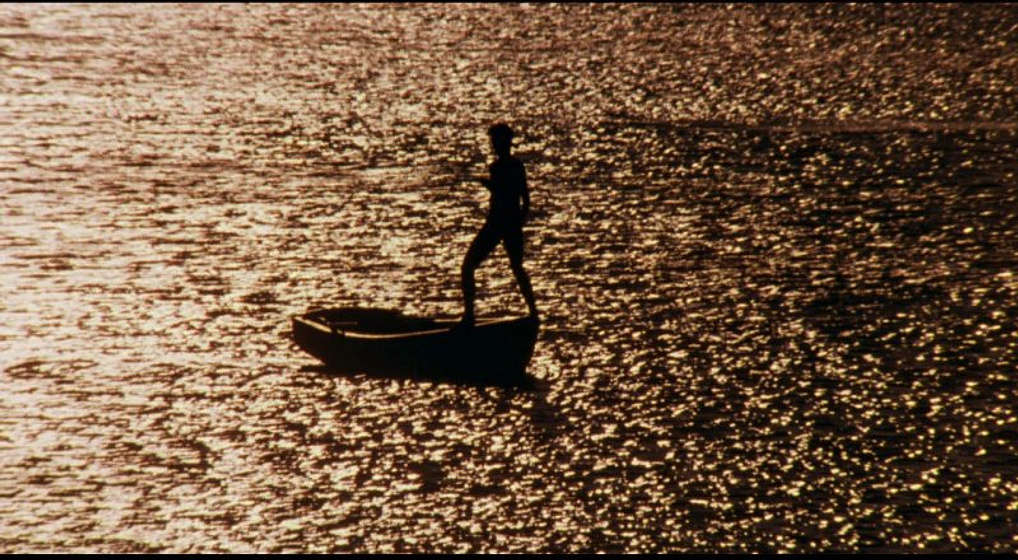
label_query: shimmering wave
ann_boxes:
[1,3,1016,553]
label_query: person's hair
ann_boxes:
[488,122,514,144]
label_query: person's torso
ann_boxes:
[487,157,525,225]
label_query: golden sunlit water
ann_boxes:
[2,3,1017,553]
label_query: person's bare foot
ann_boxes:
[453,314,475,331]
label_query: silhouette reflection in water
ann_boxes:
[460,123,540,326]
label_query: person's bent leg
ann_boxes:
[504,229,538,319]
[512,263,538,318]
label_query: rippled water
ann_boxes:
[2,4,1017,553]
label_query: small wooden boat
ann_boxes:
[291,307,539,386]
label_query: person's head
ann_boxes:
[488,122,514,156]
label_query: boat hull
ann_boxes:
[291,308,539,385]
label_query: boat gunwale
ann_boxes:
[293,313,536,342]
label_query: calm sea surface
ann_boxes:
[2,3,1016,553]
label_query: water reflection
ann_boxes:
[2,2,1017,553]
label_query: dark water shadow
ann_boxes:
[298,362,541,390]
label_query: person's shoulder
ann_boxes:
[492,156,525,175]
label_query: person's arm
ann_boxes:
[480,165,494,191]
[520,165,530,221]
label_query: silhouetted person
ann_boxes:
[460,123,538,326]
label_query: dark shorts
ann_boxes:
[463,221,524,269]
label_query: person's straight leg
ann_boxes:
[461,225,500,323]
